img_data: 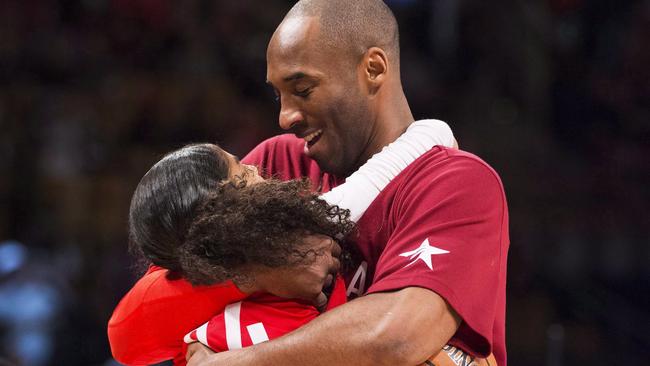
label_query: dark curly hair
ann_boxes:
[178,178,355,286]
[128,143,355,285]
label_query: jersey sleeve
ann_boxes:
[366,154,509,359]
[184,276,347,352]
[184,295,319,351]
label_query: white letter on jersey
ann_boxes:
[225,302,270,349]
[246,323,270,345]
[346,261,367,297]
[224,302,243,350]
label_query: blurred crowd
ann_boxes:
[1,0,648,365]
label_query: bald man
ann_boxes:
[187,1,509,365]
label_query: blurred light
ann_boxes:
[0,240,27,276]
[11,330,52,366]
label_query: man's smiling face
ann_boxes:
[266,16,375,177]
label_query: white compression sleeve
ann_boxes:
[321,119,455,222]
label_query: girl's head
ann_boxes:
[178,178,354,300]
[128,143,262,273]
[128,143,354,301]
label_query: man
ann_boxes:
[187,0,509,365]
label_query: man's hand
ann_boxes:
[252,234,341,308]
[186,343,214,366]
[187,342,253,366]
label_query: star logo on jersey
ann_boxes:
[399,238,449,270]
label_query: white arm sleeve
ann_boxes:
[321,119,454,222]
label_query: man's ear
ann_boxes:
[362,47,389,95]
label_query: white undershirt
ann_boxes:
[322,119,454,222]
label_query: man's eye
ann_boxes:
[295,88,312,98]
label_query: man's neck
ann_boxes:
[351,91,414,176]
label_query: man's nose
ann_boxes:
[279,105,303,130]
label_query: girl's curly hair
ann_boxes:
[178,178,355,286]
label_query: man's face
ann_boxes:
[266,17,375,177]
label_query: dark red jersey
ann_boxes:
[243,134,344,192]
[245,134,509,366]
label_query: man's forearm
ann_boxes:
[190,287,460,366]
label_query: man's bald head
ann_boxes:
[283,0,400,67]
[266,0,412,178]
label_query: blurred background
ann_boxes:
[0,0,648,364]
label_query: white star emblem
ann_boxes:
[399,238,449,270]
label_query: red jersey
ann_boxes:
[107,266,247,365]
[183,278,347,352]
[109,266,345,365]
[245,134,509,366]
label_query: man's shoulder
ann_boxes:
[374,146,507,217]
[243,134,342,190]
[267,133,305,146]
[404,146,505,189]
[259,133,305,150]
[243,134,306,162]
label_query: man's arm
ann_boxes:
[187,287,460,366]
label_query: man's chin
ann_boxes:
[306,146,353,176]
[312,155,344,176]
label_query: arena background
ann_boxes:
[1,0,648,365]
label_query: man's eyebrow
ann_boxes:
[283,72,307,82]
[266,73,312,85]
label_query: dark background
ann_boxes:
[1,0,648,365]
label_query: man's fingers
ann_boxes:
[314,291,329,312]
[186,342,204,361]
